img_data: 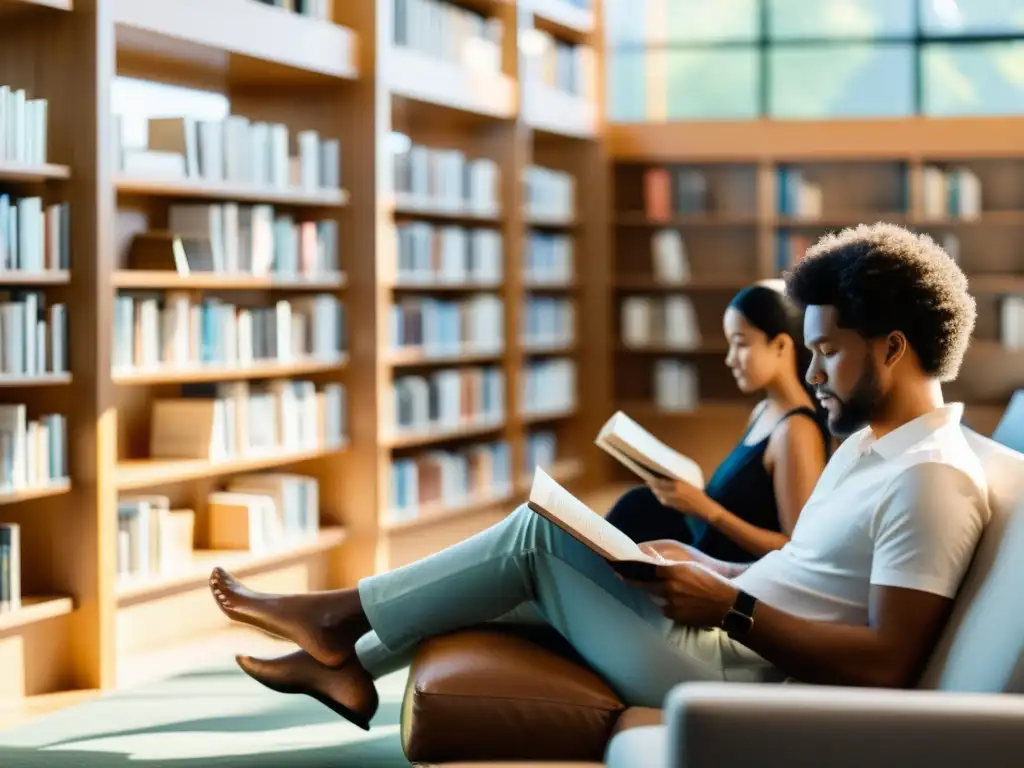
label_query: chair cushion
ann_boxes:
[919,430,1024,691]
[401,627,625,764]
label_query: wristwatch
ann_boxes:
[721,590,757,637]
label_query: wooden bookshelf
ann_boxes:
[0,0,610,703]
[609,117,1024,475]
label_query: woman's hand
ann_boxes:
[648,478,717,522]
[638,539,696,564]
[644,562,739,628]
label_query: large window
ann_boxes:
[606,0,1024,121]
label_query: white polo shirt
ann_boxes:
[732,403,990,626]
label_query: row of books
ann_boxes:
[525,233,573,284]
[394,223,502,286]
[133,203,341,280]
[523,297,575,348]
[923,166,982,220]
[1001,297,1024,350]
[392,0,503,74]
[522,358,576,416]
[251,0,333,19]
[388,440,512,524]
[149,380,346,461]
[776,169,824,219]
[389,296,504,357]
[0,405,67,492]
[0,293,68,376]
[0,197,70,274]
[621,296,702,350]
[0,86,47,166]
[116,495,194,582]
[392,143,500,216]
[649,229,690,283]
[643,168,712,219]
[775,232,813,273]
[112,293,345,372]
[391,367,505,436]
[525,430,559,477]
[0,524,19,613]
[522,30,594,98]
[525,166,575,221]
[654,360,699,412]
[116,115,340,193]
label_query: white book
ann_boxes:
[595,410,704,488]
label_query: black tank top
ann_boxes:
[692,405,826,564]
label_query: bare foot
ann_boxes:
[209,567,369,668]
[236,651,378,731]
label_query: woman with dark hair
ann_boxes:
[605,281,830,563]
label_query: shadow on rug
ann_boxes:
[0,664,411,767]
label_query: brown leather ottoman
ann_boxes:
[400,627,663,765]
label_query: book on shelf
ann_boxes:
[0,86,48,167]
[596,411,705,488]
[116,495,195,583]
[390,295,504,357]
[526,466,664,582]
[0,196,70,273]
[654,360,699,412]
[1001,297,1024,350]
[221,473,320,546]
[651,229,689,284]
[524,166,575,221]
[643,168,708,220]
[525,429,558,475]
[392,143,500,216]
[0,523,20,613]
[525,232,573,284]
[392,366,505,436]
[388,440,511,524]
[128,203,340,279]
[116,115,341,193]
[522,358,576,416]
[148,379,346,461]
[251,0,334,20]
[522,296,575,348]
[776,168,823,220]
[112,293,344,372]
[0,405,67,491]
[775,231,812,273]
[521,28,595,99]
[392,0,503,73]
[923,166,981,221]
[620,295,702,350]
[395,222,502,285]
[0,292,67,376]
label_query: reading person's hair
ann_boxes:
[784,222,976,381]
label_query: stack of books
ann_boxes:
[0,85,48,166]
[392,0,503,73]
[395,222,502,285]
[392,142,500,215]
[391,366,505,436]
[524,232,573,284]
[0,523,19,614]
[620,295,701,350]
[522,296,575,348]
[0,405,67,491]
[0,196,70,273]
[0,292,68,376]
[389,295,504,357]
[522,358,576,416]
[524,165,575,221]
[116,495,195,582]
[208,473,321,553]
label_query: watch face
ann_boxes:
[724,609,753,636]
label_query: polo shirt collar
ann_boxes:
[857,403,965,460]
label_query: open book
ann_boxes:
[595,411,705,488]
[527,467,662,581]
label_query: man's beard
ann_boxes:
[825,359,885,438]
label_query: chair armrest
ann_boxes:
[664,683,1024,768]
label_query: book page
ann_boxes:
[599,412,704,488]
[528,467,656,564]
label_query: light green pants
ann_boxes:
[355,503,780,708]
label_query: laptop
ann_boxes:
[991,390,1024,454]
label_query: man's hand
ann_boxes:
[637,562,739,627]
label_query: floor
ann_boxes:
[0,482,634,737]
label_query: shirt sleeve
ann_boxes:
[870,461,989,598]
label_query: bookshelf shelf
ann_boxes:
[0,271,70,285]
[526,0,595,36]
[384,421,506,450]
[113,0,360,83]
[616,212,759,228]
[615,276,750,291]
[968,274,1024,294]
[0,0,71,15]
[115,177,350,207]
[111,270,347,291]
[0,596,74,633]
[0,480,71,507]
[112,355,348,385]
[115,527,348,604]
[522,340,576,355]
[523,86,597,139]
[522,407,578,424]
[525,214,578,228]
[382,489,515,533]
[388,280,503,292]
[385,46,517,119]
[386,349,505,367]
[0,161,70,182]
[523,278,576,290]
[0,373,71,387]
[617,400,752,421]
[392,202,502,223]
[617,342,729,354]
[115,444,347,491]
